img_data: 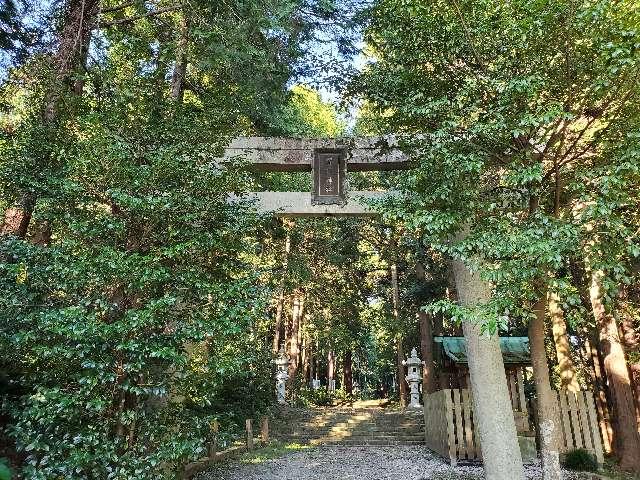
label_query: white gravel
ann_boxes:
[199,446,581,480]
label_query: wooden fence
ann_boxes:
[555,391,604,464]
[424,389,479,465]
[423,389,604,465]
[423,390,453,462]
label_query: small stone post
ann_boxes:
[403,348,423,408]
[246,419,253,450]
[261,417,269,443]
[275,348,290,404]
[208,420,219,465]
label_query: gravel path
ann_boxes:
[198,446,579,480]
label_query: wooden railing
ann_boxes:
[424,388,604,465]
[183,417,270,479]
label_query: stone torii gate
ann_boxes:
[224,136,407,216]
[226,136,525,480]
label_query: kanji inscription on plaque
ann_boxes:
[313,149,346,205]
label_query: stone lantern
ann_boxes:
[403,348,423,408]
[274,348,290,404]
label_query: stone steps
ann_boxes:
[284,434,426,442]
[279,425,424,433]
[272,407,426,447]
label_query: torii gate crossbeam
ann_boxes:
[224,136,407,217]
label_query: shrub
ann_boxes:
[0,459,12,480]
[563,448,598,472]
[295,387,335,407]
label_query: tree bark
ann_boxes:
[416,262,437,395]
[584,332,614,453]
[1,193,34,238]
[272,234,291,354]
[287,294,303,384]
[304,339,312,383]
[548,291,580,391]
[589,269,640,472]
[297,307,304,368]
[530,297,563,480]
[391,264,408,407]
[327,349,335,390]
[396,335,406,406]
[309,344,316,383]
[47,0,99,114]
[619,287,640,427]
[418,311,437,395]
[170,13,189,102]
[284,298,293,361]
[343,350,353,395]
[451,257,524,480]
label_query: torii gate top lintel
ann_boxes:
[225,136,409,217]
[223,136,412,172]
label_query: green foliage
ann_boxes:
[0,0,354,477]
[295,387,336,407]
[0,459,12,480]
[1,103,273,477]
[354,0,640,329]
[274,85,345,137]
[563,448,599,472]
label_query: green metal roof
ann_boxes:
[434,336,530,364]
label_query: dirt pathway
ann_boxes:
[198,445,574,480]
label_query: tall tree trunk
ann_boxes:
[418,311,437,395]
[327,350,335,390]
[309,342,316,383]
[391,264,408,407]
[396,335,406,406]
[416,262,437,395]
[530,297,563,480]
[343,350,353,395]
[299,313,308,383]
[288,294,303,384]
[451,256,524,480]
[304,338,312,383]
[284,297,293,360]
[46,0,99,119]
[1,0,99,237]
[297,307,304,368]
[548,291,579,391]
[170,13,189,102]
[619,287,640,427]
[272,234,292,354]
[584,332,614,453]
[589,269,640,472]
